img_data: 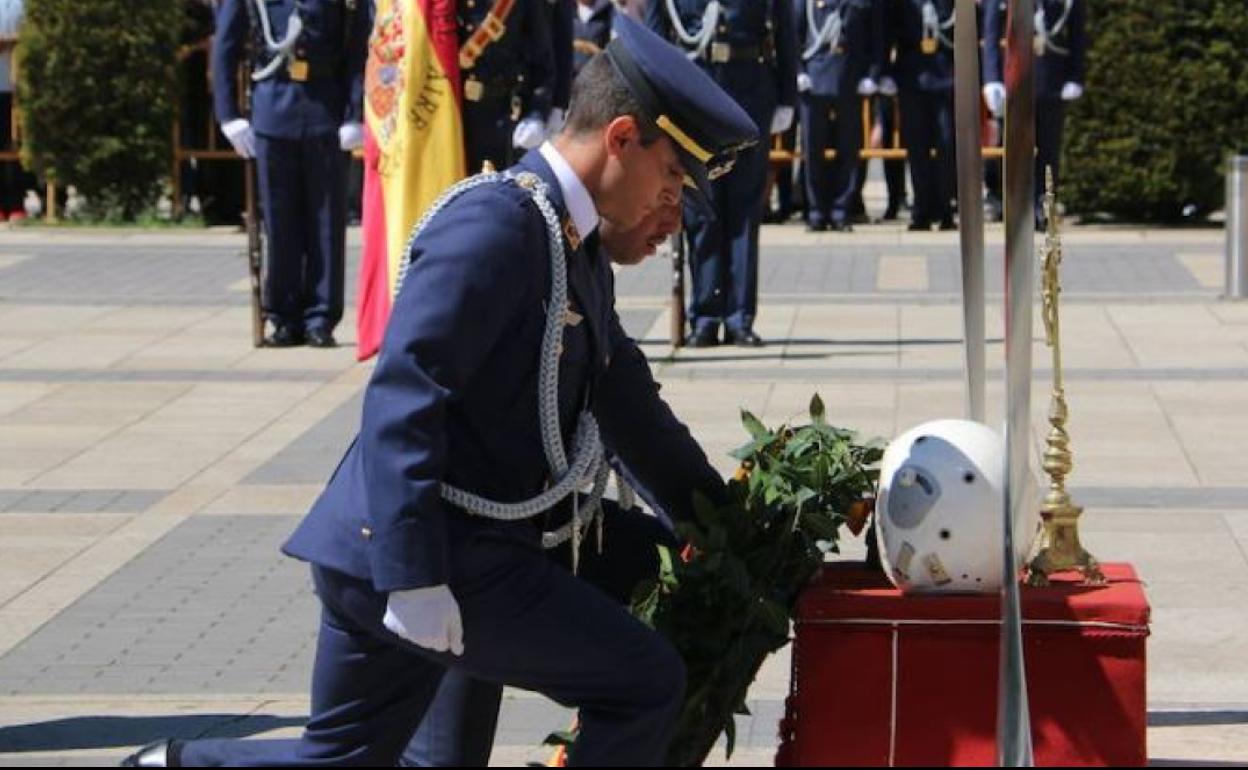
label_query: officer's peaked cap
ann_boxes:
[604,14,759,204]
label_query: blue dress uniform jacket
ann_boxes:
[573,0,616,75]
[212,0,370,139]
[885,0,955,93]
[981,0,1086,99]
[283,149,723,592]
[648,0,798,109]
[796,0,883,100]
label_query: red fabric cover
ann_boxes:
[777,562,1149,767]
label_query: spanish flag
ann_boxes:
[356,0,466,360]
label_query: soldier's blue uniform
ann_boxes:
[982,0,1086,219]
[885,0,957,229]
[648,0,797,346]
[794,0,883,230]
[127,16,757,768]
[572,0,616,76]
[457,0,556,172]
[212,0,370,342]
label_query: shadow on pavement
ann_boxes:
[0,714,305,752]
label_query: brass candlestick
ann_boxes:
[1026,168,1105,587]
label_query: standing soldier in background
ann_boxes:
[982,0,1085,227]
[648,0,797,348]
[212,0,370,348]
[794,0,883,232]
[457,0,556,171]
[572,0,616,76]
[886,0,957,231]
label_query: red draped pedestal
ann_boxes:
[776,562,1149,766]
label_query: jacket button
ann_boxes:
[361,527,373,539]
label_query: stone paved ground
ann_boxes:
[0,209,1245,765]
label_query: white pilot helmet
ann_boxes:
[874,419,1038,594]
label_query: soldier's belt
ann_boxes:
[272,55,344,83]
[701,41,772,65]
[462,76,519,104]
[458,0,518,71]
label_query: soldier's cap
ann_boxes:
[604,15,759,206]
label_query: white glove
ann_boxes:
[770,105,795,135]
[878,76,899,97]
[222,118,257,159]
[857,77,879,96]
[1061,81,1084,101]
[512,116,547,150]
[982,81,1007,117]
[797,73,813,93]
[383,585,464,656]
[546,107,567,136]
[338,121,364,151]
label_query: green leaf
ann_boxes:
[657,545,678,589]
[809,393,826,423]
[740,409,768,439]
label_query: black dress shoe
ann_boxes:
[805,219,828,232]
[685,327,719,348]
[724,328,765,347]
[264,323,304,347]
[882,202,900,221]
[121,738,181,767]
[907,220,931,232]
[829,219,854,232]
[938,217,957,231]
[306,328,337,348]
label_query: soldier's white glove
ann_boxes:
[770,105,795,134]
[878,76,899,97]
[1060,81,1084,101]
[338,121,364,151]
[797,73,813,93]
[512,116,547,150]
[857,77,879,96]
[383,585,464,656]
[546,107,567,136]
[222,118,257,159]
[982,81,1007,117]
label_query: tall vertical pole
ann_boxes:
[954,0,986,423]
[1000,0,1036,764]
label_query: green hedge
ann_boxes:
[17,0,181,220]
[1065,0,1248,222]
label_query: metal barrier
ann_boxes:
[768,95,1005,163]
[1227,155,1248,299]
